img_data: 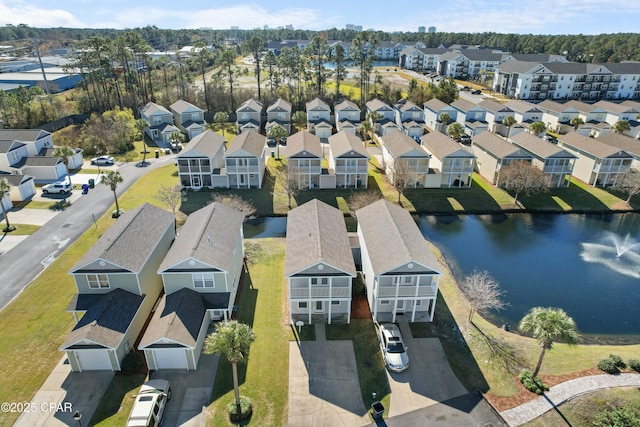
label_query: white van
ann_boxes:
[126,379,171,427]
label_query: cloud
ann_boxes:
[0,1,84,28]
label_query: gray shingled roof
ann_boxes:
[381,131,429,158]
[306,97,330,111]
[284,199,356,277]
[424,98,452,112]
[70,203,174,274]
[366,98,393,112]
[226,130,265,157]
[180,130,225,157]
[138,288,206,348]
[0,129,49,142]
[596,132,640,157]
[159,202,244,272]
[510,132,577,159]
[267,98,292,113]
[594,100,639,115]
[559,132,634,159]
[141,102,171,116]
[451,99,483,113]
[420,132,475,160]
[356,200,442,275]
[0,174,33,186]
[286,130,323,158]
[170,99,201,114]
[504,100,541,114]
[236,98,263,113]
[60,288,144,349]
[479,99,513,114]
[328,131,369,158]
[335,99,360,112]
[472,132,533,159]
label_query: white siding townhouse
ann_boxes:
[509,132,577,188]
[225,131,266,189]
[140,202,244,370]
[420,132,476,188]
[265,98,292,135]
[357,200,442,322]
[423,98,458,133]
[287,130,324,189]
[479,99,519,137]
[285,199,356,325]
[536,100,581,134]
[141,102,180,145]
[306,98,333,139]
[471,131,534,185]
[596,132,640,170]
[451,99,488,136]
[177,130,226,189]
[170,100,205,139]
[379,131,436,188]
[328,131,369,189]
[236,98,263,133]
[366,98,398,136]
[334,99,361,135]
[393,99,425,139]
[60,204,175,371]
[557,132,634,187]
[0,129,67,183]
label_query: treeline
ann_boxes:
[2,24,640,63]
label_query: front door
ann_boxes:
[314,300,324,313]
[396,300,405,313]
[192,175,201,187]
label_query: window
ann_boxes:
[87,274,110,289]
[380,300,390,305]
[193,273,214,288]
[298,302,308,309]
[331,300,340,305]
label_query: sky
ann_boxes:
[1,0,640,35]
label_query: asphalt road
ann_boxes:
[0,155,177,311]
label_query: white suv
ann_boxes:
[42,181,72,194]
[126,379,171,427]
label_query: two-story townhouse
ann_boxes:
[285,199,356,325]
[0,130,67,182]
[536,100,581,134]
[0,129,54,156]
[236,98,263,134]
[423,98,458,133]
[265,98,292,135]
[170,100,205,139]
[141,102,180,145]
[451,99,488,136]
[594,100,640,131]
[60,203,175,371]
[471,131,534,185]
[177,130,226,189]
[328,131,369,189]
[286,130,323,189]
[596,132,640,170]
[139,202,244,370]
[225,131,266,189]
[563,100,609,126]
[509,132,578,187]
[334,99,361,135]
[504,100,545,135]
[365,98,397,136]
[393,99,425,139]
[306,98,333,139]
[420,132,475,188]
[0,173,36,202]
[478,99,519,137]
[379,131,435,188]
[357,200,442,322]
[557,132,634,187]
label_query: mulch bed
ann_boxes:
[486,367,604,412]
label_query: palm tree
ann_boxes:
[438,113,451,133]
[268,124,288,159]
[53,146,75,184]
[530,121,547,136]
[447,122,465,139]
[519,307,580,377]
[570,117,584,130]
[102,170,124,217]
[359,120,372,143]
[213,111,229,139]
[0,177,12,232]
[613,120,631,134]
[292,111,307,131]
[205,321,256,416]
[134,119,149,164]
[502,116,517,139]
[170,132,186,150]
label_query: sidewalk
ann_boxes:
[500,373,640,426]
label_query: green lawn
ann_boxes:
[91,373,146,426]
[1,224,40,235]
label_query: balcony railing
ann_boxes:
[290,286,351,298]
[376,284,437,298]
[226,165,259,173]
[333,166,369,174]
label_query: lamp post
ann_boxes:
[72,410,83,427]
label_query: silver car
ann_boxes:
[378,323,409,372]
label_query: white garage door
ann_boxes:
[76,349,112,371]
[153,348,188,369]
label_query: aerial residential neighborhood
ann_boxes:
[2,17,640,427]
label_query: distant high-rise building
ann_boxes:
[418,26,426,33]
[346,23,363,32]
[428,26,436,33]
[230,26,239,30]
[285,24,294,30]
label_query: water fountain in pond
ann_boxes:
[580,232,640,279]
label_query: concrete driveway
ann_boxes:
[150,352,219,427]
[385,323,468,417]
[288,325,369,427]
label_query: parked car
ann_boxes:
[42,181,72,194]
[279,137,287,146]
[126,379,171,427]
[378,323,409,372]
[458,134,472,144]
[90,155,115,165]
[471,89,482,95]
[266,137,277,147]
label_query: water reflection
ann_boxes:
[244,217,287,238]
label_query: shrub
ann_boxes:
[628,359,640,373]
[121,351,145,373]
[228,395,252,422]
[598,354,627,374]
[519,370,549,395]
[111,208,125,218]
[592,405,640,427]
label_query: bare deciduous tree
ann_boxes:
[153,184,183,215]
[460,269,508,323]
[211,193,256,219]
[613,168,640,205]
[499,161,549,206]
[347,190,383,218]
[274,165,301,209]
[387,160,411,205]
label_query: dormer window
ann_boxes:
[87,274,110,289]
[193,272,214,288]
